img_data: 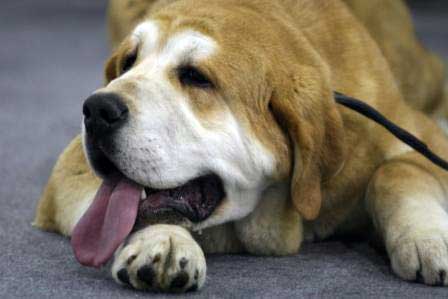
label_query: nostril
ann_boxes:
[99,106,127,124]
[83,105,91,119]
[121,107,129,118]
[100,108,113,124]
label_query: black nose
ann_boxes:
[83,93,129,138]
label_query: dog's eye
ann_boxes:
[121,51,137,74]
[178,66,214,88]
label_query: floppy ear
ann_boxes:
[104,51,120,84]
[104,38,137,84]
[270,68,346,220]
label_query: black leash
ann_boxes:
[334,91,448,171]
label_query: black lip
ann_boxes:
[139,174,225,223]
[84,135,120,178]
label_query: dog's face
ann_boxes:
[82,2,346,230]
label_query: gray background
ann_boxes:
[1,0,448,298]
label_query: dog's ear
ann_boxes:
[104,51,120,84]
[104,39,138,84]
[270,67,346,220]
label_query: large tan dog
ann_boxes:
[34,0,448,292]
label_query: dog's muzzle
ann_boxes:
[75,92,225,268]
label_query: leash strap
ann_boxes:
[334,92,448,171]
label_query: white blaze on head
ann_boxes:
[103,20,275,229]
[119,21,217,81]
[163,30,218,64]
[132,21,160,55]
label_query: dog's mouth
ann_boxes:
[85,138,225,223]
[138,175,224,224]
[71,139,224,268]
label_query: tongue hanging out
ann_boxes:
[70,174,224,268]
[71,178,142,268]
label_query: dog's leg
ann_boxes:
[366,160,448,285]
[112,224,206,292]
[234,183,303,255]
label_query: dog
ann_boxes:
[34,0,448,292]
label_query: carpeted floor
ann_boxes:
[1,1,448,298]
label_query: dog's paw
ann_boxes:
[111,224,206,292]
[389,228,448,286]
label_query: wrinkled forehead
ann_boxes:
[131,20,217,65]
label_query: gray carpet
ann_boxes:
[1,0,448,298]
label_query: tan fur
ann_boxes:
[345,0,446,116]
[107,0,447,115]
[33,135,101,236]
[35,0,448,289]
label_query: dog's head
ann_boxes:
[82,1,346,231]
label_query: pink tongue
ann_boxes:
[71,177,142,268]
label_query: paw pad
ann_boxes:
[170,271,189,289]
[137,265,156,286]
[117,268,131,286]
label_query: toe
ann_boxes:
[416,237,448,285]
[137,265,156,287]
[170,271,190,290]
[390,240,421,281]
[117,268,131,286]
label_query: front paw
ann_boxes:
[389,228,448,286]
[111,225,206,292]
